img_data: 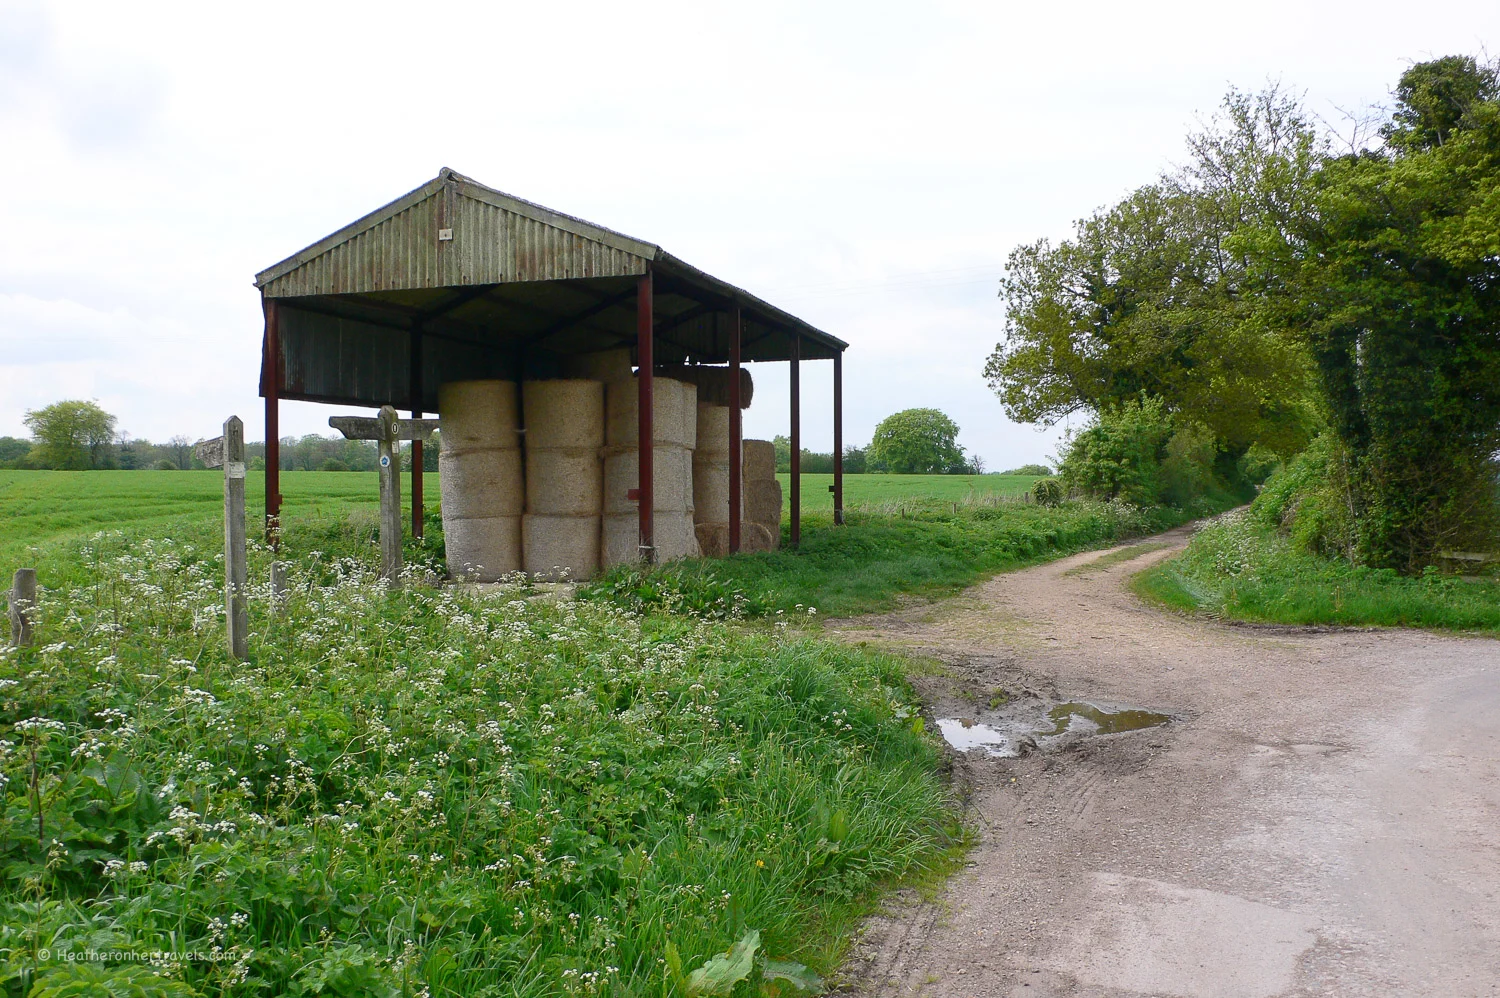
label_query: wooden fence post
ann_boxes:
[8,569,36,648]
[270,562,288,617]
[197,417,248,661]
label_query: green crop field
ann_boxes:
[0,470,1040,570]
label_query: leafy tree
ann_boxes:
[1003,463,1052,476]
[1267,57,1500,569]
[166,434,193,470]
[0,436,30,468]
[22,399,117,469]
[985,87,1322,459]
[867,408,967,474]
[842,445,869,474]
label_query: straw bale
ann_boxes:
[438,447,524,518]
[523,514,601,581]
[655,366,754,408]
[605,376,696,448]
[745,479,783,528]
[695,404,731,457]
[603,511,700,567]
[741,521,778,553]
[525,449,602,516]
[695,521,776,557]
[691,457,741,523]
[742,439,776,481]
[443,515,522,581]
[602,445,692,514]
[438,380,519,450]
[523,380,604,449]
[562,348,632,384]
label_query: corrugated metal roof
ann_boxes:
[256,169,845,409]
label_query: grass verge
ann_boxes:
[1133,511,1500,633]
[583,498,1223,620]
[0,522,958,997]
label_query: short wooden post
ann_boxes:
[197,417,248,661]
[378,407,403,585]
[8,569,36,648]
[269,562,288,616]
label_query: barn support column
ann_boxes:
[263,297,282,550]
[833,349,844,526]
[728,307,742,554]
[409,327,425,539]
[637,271,655,563]
[790,333,801,548]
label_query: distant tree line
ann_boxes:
[3,399,438,472]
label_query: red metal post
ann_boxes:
[263,297,282,549]
[728,307,742,554]
[637,271,655,562]
[789,333,801,547]
[410,328,424,539]
[834,346,846,525]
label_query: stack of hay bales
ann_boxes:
[692,403,741,556]
[521,380,604,581]
[741,438,782,552]
[602,375,700,566]
[438,380,524,580]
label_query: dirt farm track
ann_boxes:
[828,524,1500,998]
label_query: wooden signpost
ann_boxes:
[196,416,248,661]
[329,405,439,587]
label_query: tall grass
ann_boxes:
[1134,511,1500,633]
[0,524,957,997]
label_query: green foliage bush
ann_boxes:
[1250,435,1354,559]
[1003,463,1052,477]
[1059,396,1174,505]
[1029,477,1064,506]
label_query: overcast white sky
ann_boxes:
[1,0,1495,470]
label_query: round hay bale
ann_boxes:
[655,366,754,408]
[443,515,522,581]
[741,521,778,553]
[525,448,602,516]
[438,380,520,450]
[694,522,729,559]
[742,439,777,481]
[604,511,699,566]
[602,445,692,514]
[605,376,696,448]
[438,447,524,518]
[691,456,741,523]
[695,404,731,457]
[523,380,604,449]
[522,514,601,581]
[745,478,784,528]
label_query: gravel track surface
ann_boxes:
[827,524,1500,998]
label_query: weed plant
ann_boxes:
[1134,511,1500,632]
[0,526,956,997]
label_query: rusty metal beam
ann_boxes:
[637,271,655,563]
[834,350,844,526]
[410,326,425,539]
[729,308,742,554]
[790,333,800,548]
[264,297,282,549]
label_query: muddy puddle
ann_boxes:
[937,697,1171,758]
